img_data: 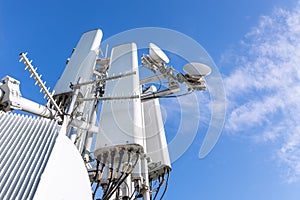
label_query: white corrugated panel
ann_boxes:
[0,112,58,200]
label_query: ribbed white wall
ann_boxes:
[0,112,58,200]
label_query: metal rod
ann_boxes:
[71,71,137,89]
[83,100,99,153]
[77,95,140,102]
[141,86,180,101]
[65,86,80,136]
[66,86,80,116]
[141,155,151,200]
[70,118,98,133]
[139,74,165,85]
[20,97,61,120]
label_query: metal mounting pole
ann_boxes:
[141,155,151,200]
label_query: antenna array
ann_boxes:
[0,29,216,200]
[19,52,63,116]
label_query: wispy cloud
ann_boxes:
[224,1,300,182]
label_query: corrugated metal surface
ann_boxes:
[0,111,59,200]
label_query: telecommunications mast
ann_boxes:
[0,29,214,200]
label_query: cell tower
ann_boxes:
[0,29,212,200]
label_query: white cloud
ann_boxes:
[224,1,300,182]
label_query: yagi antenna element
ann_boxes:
[19,52,63,116]
[149,43,170,64]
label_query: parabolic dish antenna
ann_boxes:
[183,62,212,77]
[149,43,170,64]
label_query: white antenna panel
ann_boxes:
[54,29,103,95]
[95,43,144,157]
[142,86,171,180]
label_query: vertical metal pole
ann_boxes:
[141,155,151,200]
[67,80,80,115]
[82,99,99,153]
[65,87,80,136]
[77,88,98,154]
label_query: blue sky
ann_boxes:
[1,0,300,199]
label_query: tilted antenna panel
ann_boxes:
[53,29,103,95]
